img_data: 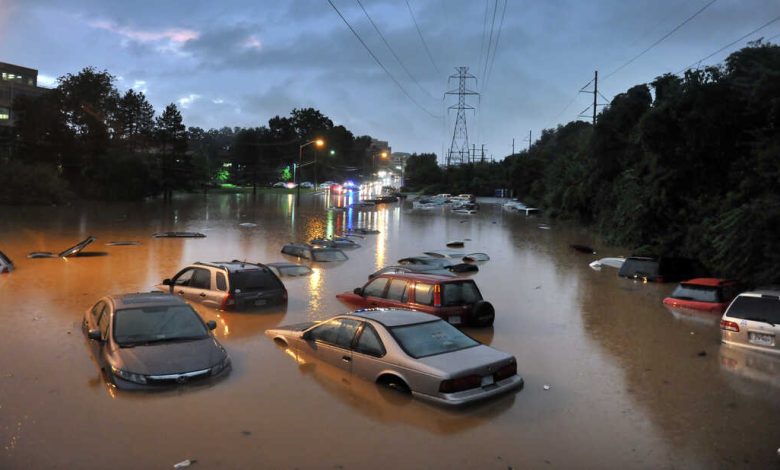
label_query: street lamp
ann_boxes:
[296,138,324,206]
[373,151,388,175]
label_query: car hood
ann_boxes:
[416,345,514,377]
[111,338,226,375]
[266,322,317,338]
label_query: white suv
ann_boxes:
[720,290,780,355]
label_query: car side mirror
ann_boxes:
[206,320,217,330]
[302,330,312,341]
[353,287,363,296]
[88,329,102,341]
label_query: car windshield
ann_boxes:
[670,284,719,302]
[312,249,348,262]
[726,296,780,324]
[622,259,659,276]
[231,270,284,291]
[441,282,482,306]
[391,320,479,358]
[113,305,208,346]
[276,265,312,276]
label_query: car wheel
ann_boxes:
[472,300,495,327]
[377,375,410,394]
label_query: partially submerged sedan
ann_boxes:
[83,292,231,390]
[266,309,523,406]
[663,278,741,313]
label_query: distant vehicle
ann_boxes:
[27,236,97,258]
[588,257,626,271]
[618,256,706,283]
[452,202,479,215]
[368,265,455,279]
[663,278,742,313]
[157,261,287,310]
[423,250,490,263]
[398,256,479,273]
[720,290,780,355]
[265,308,523,406]
[309,237,361,249]
[502,199,527,211]
[0,250,13,273]
[285,182,298,189]
[318,181,335,189]
[299,181,314,189]
[83,292,231,390]
[272,182,287,188]
[337,273,495,327]
[412,197,446,210]
[363,195,399,204]
[452,194,476,203]
[281,243,349,262]
[266,262,314,277]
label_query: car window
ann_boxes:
[354,323,385,357]
[441,281,482,306]
[308,318,361,349]
[671,284,718,302]
[231,269,284,292]
[190,268,212,289]
[174,268,195,286]
[91,301,106,321]
[390,320,479,359]
[414,283,434,306]
[216,272,227,291]
[98,304,110,339]
[312,249,347,262]
[113,305,209,346]
[385,279,408,302]
[726,296,780,323]
[363,278,389,297]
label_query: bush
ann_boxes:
[0,160,72,205]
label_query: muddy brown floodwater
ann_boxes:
[1,192,778,469]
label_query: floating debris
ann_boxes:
[28,236,97,259]
[173,459,196,468]
[446,241,465,248]
[0,250,14,273]
[238,222,257,228]
[538,224,551,230]
[105,241,141,246]
[543,385,551,391]
[153,232,206,238]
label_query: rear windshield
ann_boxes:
[113,305,208,346]
[277,265,312,276]
[441,281,482,306]
[621,259,659,276]
[390,320,479,358]
[231,270,284,292]
[726,296,780,323]
[312,249,348,262]
[670,284,719,303]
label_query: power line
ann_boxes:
[404,0,441,75]
[327,0,441,119]
[676,15,780,74]
[603,0,718,81]
[481,0,499,88]
[483,0,508,93]
[354,0,437,101]
[477,0,491,79]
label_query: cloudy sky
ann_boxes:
[1,0,778,160]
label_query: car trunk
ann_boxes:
[417,345,514,379]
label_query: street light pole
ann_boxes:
[296,138,324,206]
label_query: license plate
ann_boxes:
[254,299,267,306]
[447,316,461,325]
[748,332,775,346]
[481,375,494,387]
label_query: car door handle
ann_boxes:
[199,293,206,297]
[342,356,351,363]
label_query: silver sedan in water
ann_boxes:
[265,308,523,406]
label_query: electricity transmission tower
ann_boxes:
[445,67,478,166]
[578,70,608,125]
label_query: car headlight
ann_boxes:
[211,356,231,375]
[111,365,147,384]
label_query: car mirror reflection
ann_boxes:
[162,278,172,286]
[353,287,363,296]
[206,320,217,330]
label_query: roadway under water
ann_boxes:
[1,192,778,468]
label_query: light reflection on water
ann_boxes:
[0,193,778,468]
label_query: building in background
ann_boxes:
[1,62,47,158]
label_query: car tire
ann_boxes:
[472,300,495,327]
[378,375,410,394]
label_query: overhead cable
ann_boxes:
[404,0,441,75]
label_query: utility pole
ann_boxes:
[579,70,606,126]
[481,144,485,163]
[512,138,515,155]
[524,130,532,151]
[445,66,478,167]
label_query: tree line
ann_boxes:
[1,67,376,203]
[403,41,780,285]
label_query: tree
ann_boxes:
[155,103,188,199]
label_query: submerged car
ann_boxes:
[267,262,314,277]
[281,243,348,262]
[157,261,287,310]
[398,256,478,274]
[368,265,455,279]
[337,273,495,327]
[663,278,741,313]
[617,256,705,283]
[27,235,97,258]
[720,290,780,355]
[266,309,523,406]
[83,292,231,390]
[0,250,13,273]
[309,237,361,249]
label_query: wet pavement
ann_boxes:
[0,192,778,468]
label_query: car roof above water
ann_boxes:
[110,292,185,310]
[195,260,271,272]
[347,308,438,327]
[372,272,462,283]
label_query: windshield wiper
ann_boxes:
[744,317,776,327]
[119,335,206,347]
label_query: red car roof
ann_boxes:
[375,272,465,283]
[681,278,737,287]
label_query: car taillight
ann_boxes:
[493,361,517,381]
[221,293,235,310]
[439,374,481,393]
[720,319,739,332]
[1,267,8,274]
[433,284,442,307]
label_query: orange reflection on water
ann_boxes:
[308,267,322,312]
